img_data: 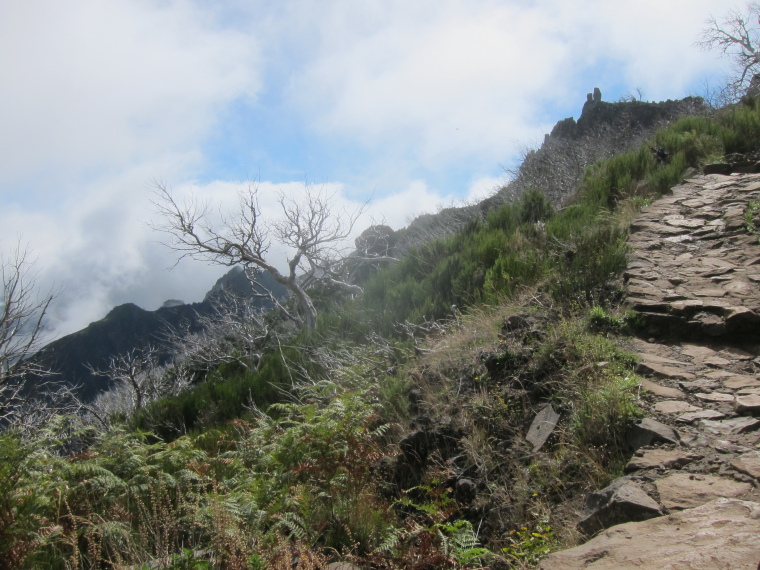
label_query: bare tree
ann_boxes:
[86,346,167,414]
[167,291,271,380]
[698,3,760,102]
[0,243,56,424]
[153,183,370,332]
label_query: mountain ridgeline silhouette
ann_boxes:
[33,267,286,402]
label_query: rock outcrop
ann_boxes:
[388,94,709,256]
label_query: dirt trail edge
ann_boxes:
[539,173,760,570]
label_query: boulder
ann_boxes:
[702,163,733,176]
[354,224,396,257]
[398,431,428,464]
[455,478,476,503]
[577,478,662,536]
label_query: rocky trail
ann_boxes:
[540,173,760,569]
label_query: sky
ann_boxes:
[0,0,735,339]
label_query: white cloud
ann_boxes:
[0,0,261,191]
[277,0,732,171]
[465,176,503,204]
[288,1,565,164]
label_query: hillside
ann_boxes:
[31,91,705,405]
[3,95,760,569]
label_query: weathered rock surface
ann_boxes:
[699,416,760,434]
[675,409,726,423]
[735,393,760,414]
[639,378,685,398]
[731,451,760,479]
[653,400,701,414]
[625,448,702,471]
[655,472,752,510]
[538,499,760,570]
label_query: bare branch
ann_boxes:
[152,182,372,331]
[0,241,58,425]
[86,346,163,413]
[697,3,760,100]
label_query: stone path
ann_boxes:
[539,173,760,569]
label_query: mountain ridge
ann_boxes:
[32,266,287,401]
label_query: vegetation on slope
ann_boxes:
[3,99,760,569]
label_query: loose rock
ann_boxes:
[626,418,679,451]
[525,404,560,452]
[699,416,760,435]
[734,393,760,415]
[576,478,662,536]
[625,448,702,471]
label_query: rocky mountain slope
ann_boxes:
[540,172,760,568]
[390,92,707,256]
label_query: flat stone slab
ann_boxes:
[718,347,754,360]
[676,409,726,423]
[639,378,685,399]
[704,370,733,379]
[694,392,734,403]
[663,215,705,228]
[653,400,702,414]
[537,499,760,570]
[679,345,716,360]
[731,451,760,479]
[655,473,752,510]
[699,416,760,434]
[702,355,733,367]
[723,376,760,390]
[625,449,702,471]
[636,361,695,381]
[734,393,760,414]
[637,352,684,366]
[525,404,560,452]
[679,379,720,392]
[711,439,750,454]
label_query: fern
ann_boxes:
[437,520,491,566]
